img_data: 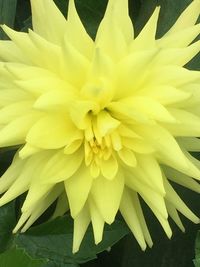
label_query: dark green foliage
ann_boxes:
[14,216,129,265]
[194,231,200,267]
[0,0,17,39]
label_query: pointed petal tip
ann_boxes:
[194,217,200,224]
[12,226,20,234]
[1,24,8,30]
[72,244,79,254]
[106,217,115,225]
[167,230,173,239]
[140,243,147,251]
[152,6,161,17]
[94,237,102,245]
[148,241,154,248]
[181,226,186,233]
[21,225,28,233]
[20,228,26,233]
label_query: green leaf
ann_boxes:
[53,0,107,39]
[0,0,17,39]
[14,215,129,265]
[0,246,47,267]
[0,245,79,267]
[53,0,68,16]
[20,16,32,32]
[196,231,200,258]
[14,0,31,31]
[194,231,200,267]
[75,0,107,39]
[133,0,195,37]
[0,201,16,252]
[194,259,200,267]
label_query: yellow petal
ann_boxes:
[137,155,165,195]
[62,38,89,87]
[163,108,200,136]
[146,66,200,87]
[70,100,97,129]
[95,1,127,60]
[0,153,23,193]
[34,89,74,112]
[157,24,200,48]
[165,0,200,35]
[15,77,65,96]
[15,185,63,233]
[138,85,190,105]
[175,150,200,180]
[114,49,157,99]
[65,164,93,218]
[132,193,153,248]
[163,166,200,194]
[6,63,56,81]
[97,111,120,136]
[178,137,200,152]
[90,161,100,178]
[26,114,76,149]
[91,172,124,224]
[0,41,28,63]
[67,0,94,59]
[41,148,83,184]
[122,97,176,123]
[28,29,62,73]
[122,138,155,154]
[120,189,146,250]
[110,131,122,151]
[1,25,36,63]
[166,201,185,232]
[118,148,137,167]
[51,192,69,219]
[125,169,167,218]
[103,0,133,43]
[0,89,31,107]
[0,101,34,124]
[22,183,53,213]
[2,26,60,72]
[0,152,50,207]
[100,155,118,180]
[64,139,83,155]
[131,7,160,50]
[21,185,64,232]
[73,204,90,253]
[30,0,67,45]
[89,197,104,245]
[154,41,200,66]
[88,47,114,80]
[148,205,172,239]
[107,102,150,124]
[134,124,189,171]
[0,112,42,147]
[19,144,42,159]
[163,177,199,223]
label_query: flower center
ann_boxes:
[80,109,122,178]
[69,99,139,179]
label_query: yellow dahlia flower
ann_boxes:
[0,0,199,253]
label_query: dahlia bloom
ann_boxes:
[0,0,199,253]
